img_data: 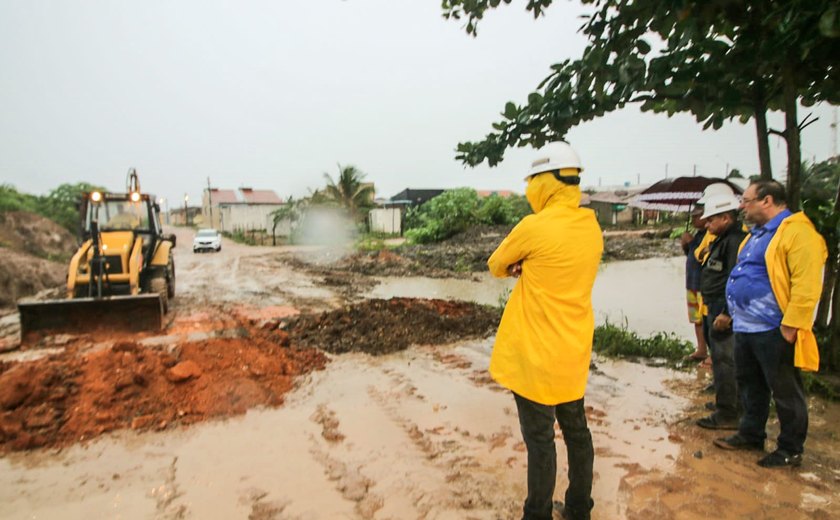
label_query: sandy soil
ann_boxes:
[0,227,838,519]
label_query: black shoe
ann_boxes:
[758,450,802,468]
[714,434,764,451]
[704,401,716,411]
[696,414,739,430]
[554,499,592,520]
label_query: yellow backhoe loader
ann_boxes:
[17,169,176,341]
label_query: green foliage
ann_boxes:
[321,164,375,219]
[593,320,694,361]
[405,188,482,243]
[404,189,531,244]
[0,184,39,213]
[0,182,102,233]
[39,182,101,232]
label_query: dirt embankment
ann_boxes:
[0,211,77,306]
[294,225,682,281]
[0,298,498,453]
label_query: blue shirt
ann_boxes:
[726,209,791,333]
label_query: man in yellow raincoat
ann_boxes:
[487,142,603,520]
[714,180,827,468]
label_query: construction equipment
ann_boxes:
[18,169,177,341]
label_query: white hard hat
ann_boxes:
[697,182,736,205]
[701,193,741,219]
[524,141,583,180]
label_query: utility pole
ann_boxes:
[693,164,697,177]
[665,163,669,178]
[184,194,190,227]
[206,177,213,228]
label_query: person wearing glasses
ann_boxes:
[715,180,827,468]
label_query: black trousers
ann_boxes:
[735,329,809,454]
[513,393,594,520]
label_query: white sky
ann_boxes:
[0,0,836,207]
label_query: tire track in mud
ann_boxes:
[149,456,188,519]
[307,405,384,519]
[366,360,521,518]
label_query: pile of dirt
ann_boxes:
[0,211,77,259]
[0,250,66,306]
[284,297,500,355]
[0,211,77,305]
[0,334,327,453]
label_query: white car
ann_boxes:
[193,229,222,253]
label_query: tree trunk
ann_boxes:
[782,64,802,211]
[753,89,773,180]
[828,268,840,371]
[815,179,840,329]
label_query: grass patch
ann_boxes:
[593,320,693,362]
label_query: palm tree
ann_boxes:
[322,164,375,219]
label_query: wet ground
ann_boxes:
[0,227,838,519]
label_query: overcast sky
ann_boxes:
[0,0,836,208]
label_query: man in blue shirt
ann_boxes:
[715,180,827,468]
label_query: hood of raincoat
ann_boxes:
[525,168,581,213]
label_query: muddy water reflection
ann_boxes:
[367,256,692,341]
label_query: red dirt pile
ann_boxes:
[284,297,500,355]
[0,334,327,453]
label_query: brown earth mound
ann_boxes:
[0,334,327,453]
[0,249,66,306]
[0,211,77,305]
[284,297,500,355]
[0,211,77,259]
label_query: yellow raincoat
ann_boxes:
[762,212,827,371]
[487,171,603,405]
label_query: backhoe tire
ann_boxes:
[149,276,169,314]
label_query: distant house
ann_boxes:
[202,187,285,233]
[389,188,444,207]
[587,188,645,226]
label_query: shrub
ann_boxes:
[593,320,693,361]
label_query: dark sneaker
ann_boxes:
[714,434,764,451]
[696,414,739,430]
[758,450,802,468]
[704,401,716,411]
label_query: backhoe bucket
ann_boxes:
[18,294,164,343]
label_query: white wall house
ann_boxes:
[202,187,285,233]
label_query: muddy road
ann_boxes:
[1,227,838,519]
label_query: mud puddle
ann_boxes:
[365,256,694,342]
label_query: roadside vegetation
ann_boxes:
[404,188,530,244]
[1,182,102,233]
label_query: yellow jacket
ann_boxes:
[763,211,827,371]
[487,172,603,405]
